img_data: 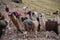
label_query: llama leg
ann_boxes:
[16,25,23,33]
[46,31,50,38]
[53,28,59,35]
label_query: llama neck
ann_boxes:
[41,13,46,24]
[55,15,59,21]
[54,15,60,24]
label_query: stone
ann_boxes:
[12,0,22,3]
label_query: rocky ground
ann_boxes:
[0,26,60,40]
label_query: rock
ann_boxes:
[12,0,22,3]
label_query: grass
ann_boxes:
[21,0,60,18]
[22,0,60,11]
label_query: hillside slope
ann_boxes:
[22,0,60,18]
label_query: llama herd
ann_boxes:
[0,5,60,38]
